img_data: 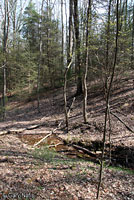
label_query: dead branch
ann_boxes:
[0,131,11,136]
[0,158,14,163]
[0,122,47,136]
[26,123,46,130]
[110,111,134,133]
[0,129,26,136]
[72,144,96,157]
[33,121,62,147]
[33,132,53,147]
[47,142,63,148]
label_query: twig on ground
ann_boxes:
[47,142,63,148]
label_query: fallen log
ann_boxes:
[0,129,26,136]
[0,158,14,163]
[0,123,47,136]
[0,94,76,139]
[26,123,47,130]
[0,130,11,136]
[72,144,96,157]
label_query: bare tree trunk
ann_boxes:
[65,0,68,68]
[104,0,112,96]
[83,0,91,123]
[2,0,9,120]
[104,0,112,163]
[10,0,17,49]
[37,0,44,112]
[124,0,128,30]
[73,0,82,95]
[68,0,73,64]
[2,67,6,119]
[46,0,51,87]
[64,60,73,129]
[61,0,64,69]
[97,0,119,199]
[64,0,73,129]
[108,106,112,164]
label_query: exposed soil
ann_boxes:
[0,77,134,199]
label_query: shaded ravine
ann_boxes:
[18,133,134,170]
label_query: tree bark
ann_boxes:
[2,0,9,120]
[83,0,92,123]
[73,0,82,95]
[64,0,73,129]
[68,0,73,64]
[37,0,44,112]
[61,0,64,69]
[104,0,112,96]
[64,60,73,129]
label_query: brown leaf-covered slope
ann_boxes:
[0,77,134,199]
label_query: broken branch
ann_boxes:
[110,111,134,133]
[33,132,52,147]
[72,144,96,157]
[33,121,62,147]
[0,129,26,136]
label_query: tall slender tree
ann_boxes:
[64,0,73,129]
[37,0,45,112]
[61,0,64,69]
[97,0,119,198]
[73,0,82,95]
[2,0,10,120]
[83,0,92,123]
[104,0,112,96]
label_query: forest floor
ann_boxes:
[0,76,134,199]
